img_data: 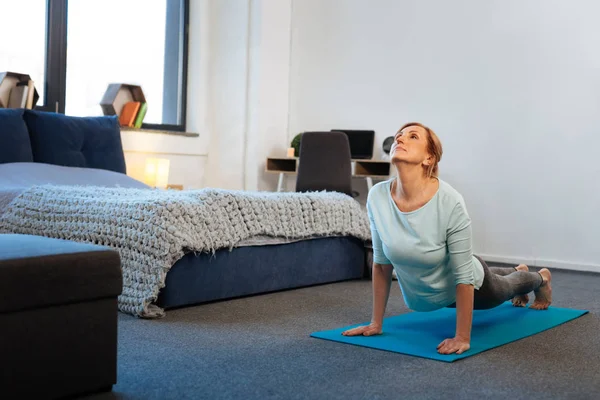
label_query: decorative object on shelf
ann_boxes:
[286,147,295,158]
[382,136,394,160]
[133,102,148,128]
[291,133,303,157]
[143,157,170,189]
[100,83,147,128]
[0,72,39,109]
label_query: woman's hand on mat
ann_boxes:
[437,336,470,355]
[341,322,382,337]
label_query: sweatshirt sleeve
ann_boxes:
[367,195,392,265]
[446,199,476,286]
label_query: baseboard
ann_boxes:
[477,254,600,274]
[478,254,536,267]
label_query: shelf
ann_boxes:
[354,160,390,177]
[266,156,390,192]
[0,71,40,109]
[100,83,146,117]
[121,127,199,138]
[265,156,390,178]
[266,157,297,173]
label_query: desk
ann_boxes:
[265,157,391,192]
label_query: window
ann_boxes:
[66,0,188,128]
[0,0,47,104]
[1,0,189,131]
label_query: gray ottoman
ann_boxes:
[0,234,122,400]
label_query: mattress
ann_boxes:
[0,162,330,248]
[0,162,148,214]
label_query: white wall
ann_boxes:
[122,0,210,189]
[288,0,600,272]
[121,131,207,189]
[202,0,251,190]
[202,0,293,191]
[245,0,293,191]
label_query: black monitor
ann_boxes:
[331,129,375,160]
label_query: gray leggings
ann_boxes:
[447,255,544,310]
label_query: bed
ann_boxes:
[0,109,369,318]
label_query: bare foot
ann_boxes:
[530,268,552,310]
[512,264,529,307]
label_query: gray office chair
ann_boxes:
[295,131,353,196]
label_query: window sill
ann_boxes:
[121,127,199,138]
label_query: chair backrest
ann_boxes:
[295,131,353,196]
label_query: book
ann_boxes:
[119,101,141,127]
[8,82,28,108]
[0,76,19,108]
[133,102,147,128]
[25,80,35,109]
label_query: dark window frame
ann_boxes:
[37,0,189,132]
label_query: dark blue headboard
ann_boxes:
[0,109,34,164]
[0,109,127,174]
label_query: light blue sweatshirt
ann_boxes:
[367,178,484,312]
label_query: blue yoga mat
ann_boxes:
[310,302,588,362]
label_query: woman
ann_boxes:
[342,122,552,355]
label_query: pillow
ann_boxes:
[0,109,34,163]
[22,110,127,174]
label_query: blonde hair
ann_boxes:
[398,122,443,178]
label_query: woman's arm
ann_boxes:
[438,199,476,354]
[371,262,394,326]
[342,262,393,336]
[455,283,474,341]
[343,195,394,336]
[437,283,472,354]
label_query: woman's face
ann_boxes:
[391,125,431,167]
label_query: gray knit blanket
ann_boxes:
[0,185,370,318]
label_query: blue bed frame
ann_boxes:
[158,236,367,309]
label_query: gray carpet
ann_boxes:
[81,268,599,400]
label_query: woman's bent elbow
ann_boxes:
[373,262,393,278]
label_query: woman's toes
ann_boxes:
[512,294,529,307]
[531,268,552,310]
